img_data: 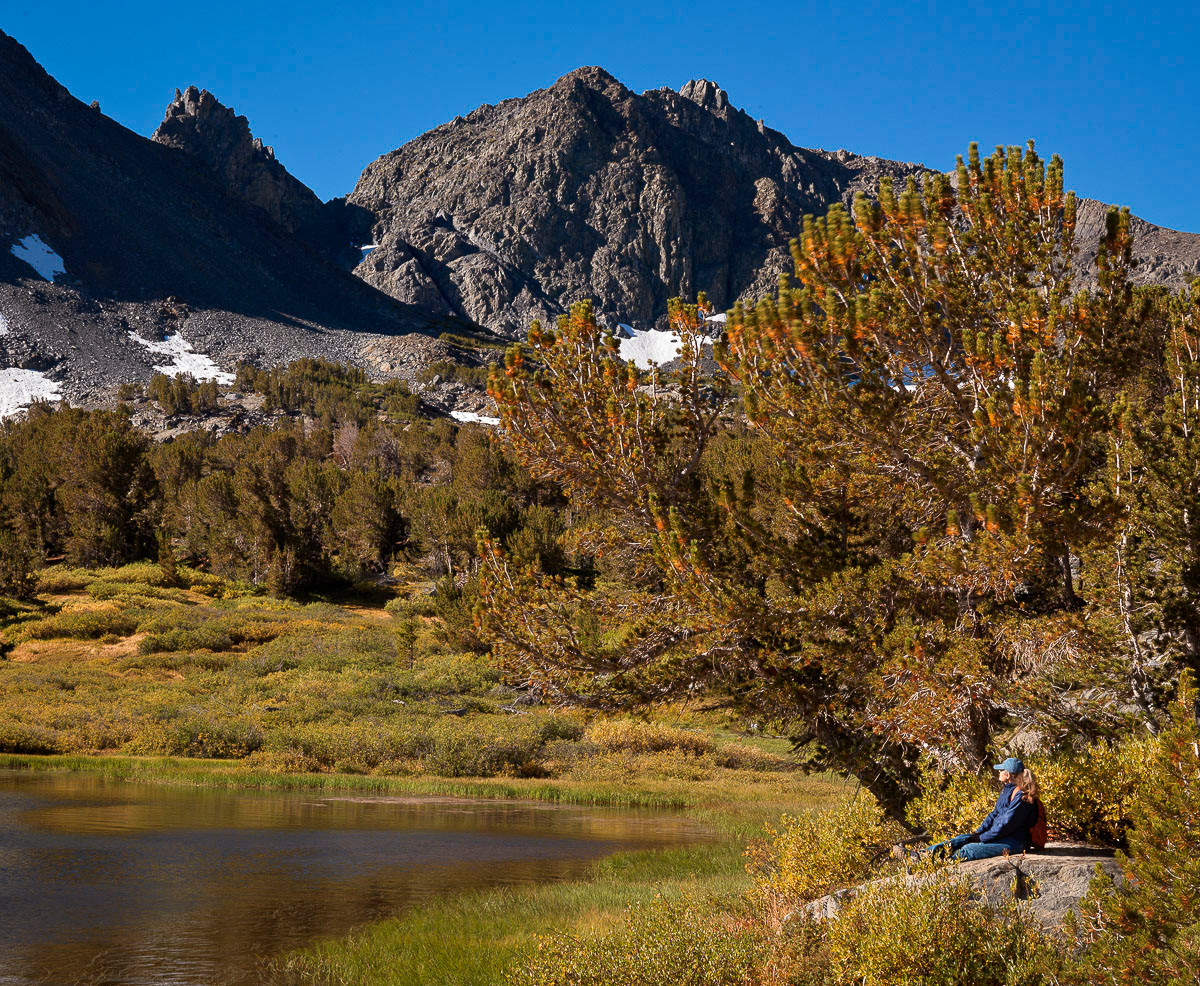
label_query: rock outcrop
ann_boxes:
[349,68,927,336]
[153,86,369,266]
[349,69,1200,338]
[805,845,1122,931]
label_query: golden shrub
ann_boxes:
[1033,737,1156,844]
[746,796,891,909]
[584,718,714,756]
[0,717,63,754]
[906,761,996,839]
[826,870,1049,986]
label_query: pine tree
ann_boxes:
[0,528,38,599]
[156,528,178,586]
[331,470,395,578]
[483,145,1147,815]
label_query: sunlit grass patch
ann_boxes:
[86,580,199,605]
[4,607,143,644]
[585,717,715,755]
[116,650,235,673]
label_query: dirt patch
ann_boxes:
[98,633,145,662]
[339,605,392,621]
[8,633,145,664]
[10,639,100,664]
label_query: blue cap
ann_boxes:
[993,757,1024,774]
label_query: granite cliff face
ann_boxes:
[1073,199,1200,285]
[347,69,1200,337]
[152,86,368,266]
[348,68,928,335]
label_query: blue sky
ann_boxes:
[5,1,1196,230]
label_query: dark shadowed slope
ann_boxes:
[0,29,452,404]
[152,85,371,268]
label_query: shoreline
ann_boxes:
[0,751,841,816]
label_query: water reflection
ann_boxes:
[0,771,710,986]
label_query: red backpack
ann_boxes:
[1029,798,1048,850]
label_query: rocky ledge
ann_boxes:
[804,843,1121,931]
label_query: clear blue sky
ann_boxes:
[5,1,1197,230]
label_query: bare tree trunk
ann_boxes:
[804,717,923,830]
[1116,529,1162,735]
[1060,552,1082,610]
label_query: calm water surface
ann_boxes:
[0,771,711,986]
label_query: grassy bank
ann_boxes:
[0,562,845,986]
[2,748,842,986]
[272,815,799,986]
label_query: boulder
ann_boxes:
[804,843,1123,931]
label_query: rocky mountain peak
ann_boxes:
[153,86,365,264]
[678,78,731,113]
[159,86,269,156]
[553,65,622,91]
[347,66,1200,341]
[347,70,928,336]
[153,85,317,225]
[1,28,446,410]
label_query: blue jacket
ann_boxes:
[974,783,1036,845]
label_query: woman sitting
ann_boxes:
[928,757,1039,861]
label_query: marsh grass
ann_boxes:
[0,752,840,813]
[273,837,769,986]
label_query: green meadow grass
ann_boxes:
[270,807,828,986]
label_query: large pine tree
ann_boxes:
[484,144,1158,816]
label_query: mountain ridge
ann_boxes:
[347,68,931,334]
[4,31,1200,414]
[345,66,1200,337]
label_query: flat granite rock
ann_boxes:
[804,843,1123,930]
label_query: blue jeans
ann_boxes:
[930,833,1025,861]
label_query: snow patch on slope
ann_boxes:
[617,314,726,370]
[618,327,683,370]
[11,235,66,282]
[450,410,500,426]
[128,331,234,384]
[0,311,9,336]
[0,368,62,418]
